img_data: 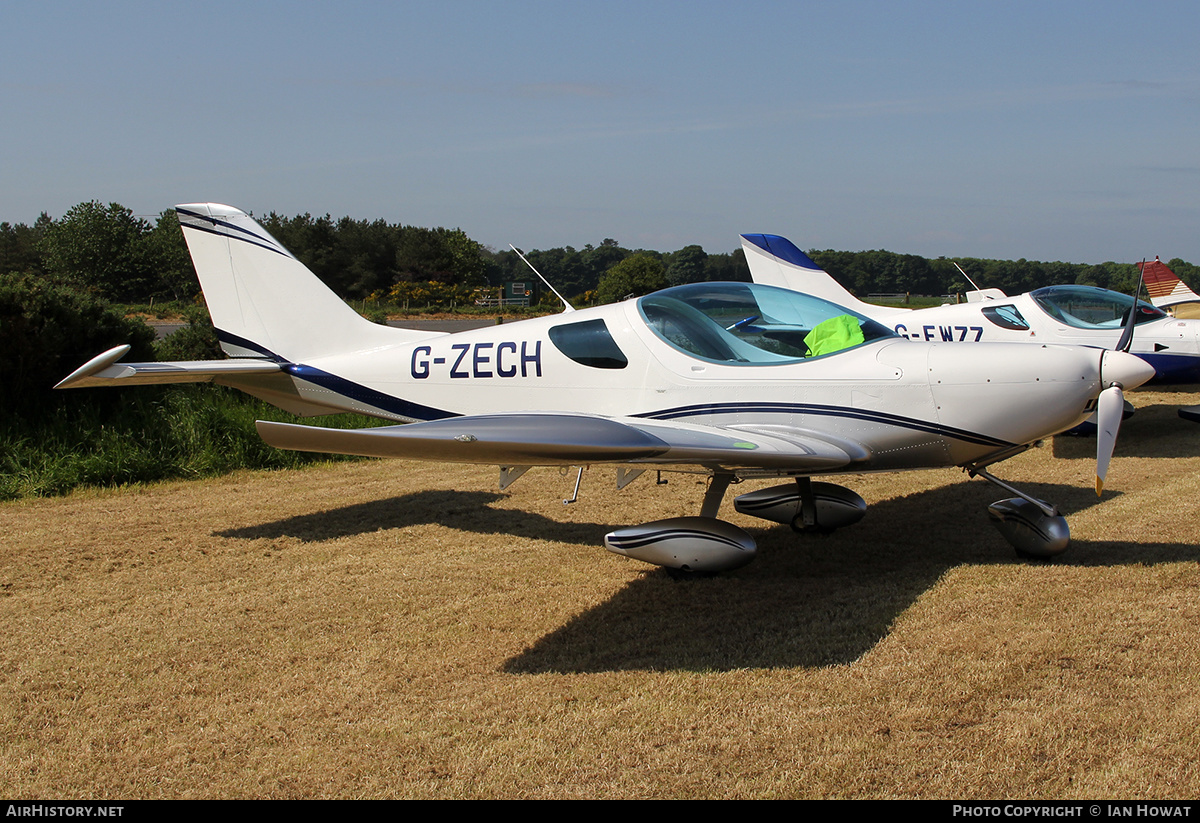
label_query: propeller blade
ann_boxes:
[1095,384,1125,496]
[1115,258,1147,354]
[1101,263,1147,493]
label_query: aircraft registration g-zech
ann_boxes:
[742,234,1200,385]
[57,204,1154,573]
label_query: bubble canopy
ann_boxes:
[1029,285,1166,330]
[637,282,895,365]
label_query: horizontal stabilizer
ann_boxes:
[56,344,281,389]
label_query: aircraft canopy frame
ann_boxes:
[637,282,895,366]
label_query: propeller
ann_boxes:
[1095,259,1148,496]
[1094,382,1123,496]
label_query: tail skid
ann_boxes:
[176,203,441,363]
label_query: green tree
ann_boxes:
[0,215,50,276]
[666,245,708,286]
[330,217,399,298]
[595,253,667,304]
[39,201,160,300]
[703,249,749,282]
[581,240,629,288]
[443,228,487,288]
[395,226,455,284]
[143,210,198,300]
[0,272,156,414]
[153,304,221,361]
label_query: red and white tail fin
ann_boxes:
[1139,256,1200,313]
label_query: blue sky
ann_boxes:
[3,1,1198,263]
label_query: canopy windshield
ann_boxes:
[637,282,894,365]
[1030,285,1166,329]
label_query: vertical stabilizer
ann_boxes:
[740,233,909,318]
[176,203,435,362]
[1139,256,1200,313]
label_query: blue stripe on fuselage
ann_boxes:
[635,401,1014,448]
[214,328,457,421]
[283,363,459,421]
[1139,352,1200,384]
[213,330,1015,441]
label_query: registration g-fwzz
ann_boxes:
[742,232,1200,384]
[57,205,1153,573]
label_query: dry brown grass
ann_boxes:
[3,389,1200,799]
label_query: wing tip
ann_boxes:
[55,344,132,389]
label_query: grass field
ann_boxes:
[3,388,1200,798]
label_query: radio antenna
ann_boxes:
[952,261,985,293]
[510,244,574,313]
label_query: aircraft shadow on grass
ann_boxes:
[503,479,1200,675]
[214,488,613,545]
[1053,401,1200,460]
[213,478,1197,674]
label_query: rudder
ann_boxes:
[176,203,436,363]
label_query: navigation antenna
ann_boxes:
[509,244,575,313]
[951,261,984,293]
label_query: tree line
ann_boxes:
[809,249,1200,299]
[5,202,1196,310]
[0,201,752,307]
[9,199,1196,407]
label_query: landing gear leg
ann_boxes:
[790,477,831,534]
[700,472,735,519]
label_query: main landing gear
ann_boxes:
[603,474,867,574]
[603,466,1070,573]
[732,476,866,535]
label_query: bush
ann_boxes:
[0,385,386,501]
[0,272,156,414]
[153,304,222,361]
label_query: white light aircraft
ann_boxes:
[1135,257,1200,422]
[742,234,1200,385]
[56,205,1154,572]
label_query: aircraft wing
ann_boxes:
[55,344,282,389]
[256,413,860,473]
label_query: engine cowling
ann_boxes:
[604,517,756,572]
